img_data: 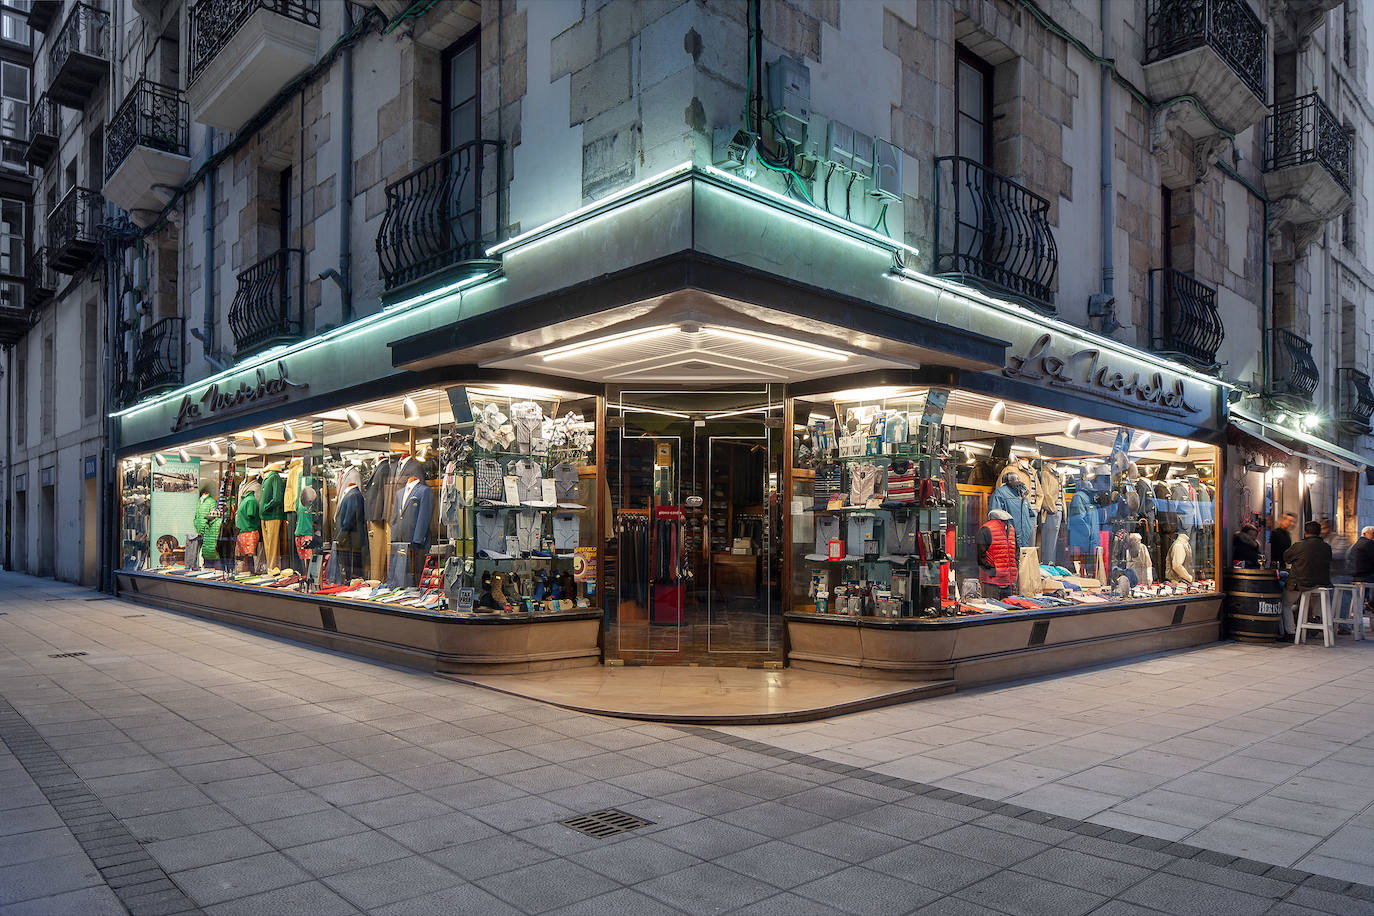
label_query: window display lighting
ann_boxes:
[541,326,677,361]
[282,423,297,443]
[988,400,1006,423]
[177,448,190,463]
[209,441,223,458]
[250,430,266,449]
[153,453,167,466]
[1176,441,1190,457]
[1065,418,1081,438]
[345,408,364,430]
[402,396,419,420]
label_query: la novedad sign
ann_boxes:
[171,362,307,432]
[1004,333,1200,415]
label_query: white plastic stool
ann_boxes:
[1331,583,1369,641]
[1295,588,1335,647]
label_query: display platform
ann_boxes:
[786,594,1222,686]
[116,572,601,675]
[450,665,953,724]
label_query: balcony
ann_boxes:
[25,247,58,309]
[1271,328,1320,406]
[47,187,104,273]
[104,80,190,224]
[24,95,59,168]
[187,0,320,131]
[229,248,303,357]
[49,4,111,109]
[0,299,32,346]
[1143,0,1268,137]
[131,317,185,397]
[1336,368,1374,434]
[25,1,60,33]
[1147,268,1224,369]
[376,139,504,295]
[1263,93,1353,227]
[932,156,1058,313]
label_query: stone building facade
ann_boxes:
[3,0,1370,583]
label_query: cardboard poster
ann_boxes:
[573,546,598,582]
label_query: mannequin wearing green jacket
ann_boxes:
[236,477,262,573]
[193,491,223,564]
[260,467,286,570]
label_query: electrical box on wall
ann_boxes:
[712,127,759,178]
[825,120,854,172]
[871,138,902,200]
[767,55,810,144]
[850,130,874,179]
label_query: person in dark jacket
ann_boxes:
[1349,526,1374,582]
[1270,512,1297,569]
[1283,521,1333,632]
[1231,525,1261,568]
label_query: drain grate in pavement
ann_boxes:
[122,614,145,619]
[561,809,654,838]
[86,597,114,602]
[47,652,89,659]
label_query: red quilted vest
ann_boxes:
[979,518,1017,587]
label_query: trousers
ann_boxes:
[1039,511,1061,567]
[367,521,389,580]
[262,519,284,570]
[185,536,203,570]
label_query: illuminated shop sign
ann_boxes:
[171,362,307,433]
[1003,333,1202,416]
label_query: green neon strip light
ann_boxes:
[110,269,502,420]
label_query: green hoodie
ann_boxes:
[259,471,286,521]
[236,490,261,533]
[193,493,223,560]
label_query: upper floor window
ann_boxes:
[0,3,29,47]
[956,45,993,166]
[442,33,478,151]
[0,60,28,141]
[0,197,22,279]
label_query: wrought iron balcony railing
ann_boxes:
[49,3,110,108]
[188,0,320,85]
[25,247,58,309]
[1265,92,1352,194]
[376,139,504,292]
[1144,0,1266,101]
[1336,368,1374,433]
[1271,328,1320,403]
[107,80,190,181]
[1147,268,1224,368]
[47,187,104,273]
[132,316,185,396]
[228,247,304,357]
[933,156,1058,312]
[25,94,59,167]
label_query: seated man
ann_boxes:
[1283,520,1333,636]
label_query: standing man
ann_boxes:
[1283,520,1332,636]
[1270,512,1297,569]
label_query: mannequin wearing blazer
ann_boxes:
[391,475,435,551]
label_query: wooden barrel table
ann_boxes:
[1225,568,1285,642]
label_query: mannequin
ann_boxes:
[976,509,1017,595]
[364,454,396,580]
[260,462,286,569]
[1068,473,1104,559]
[235,474,262,573]
[1166,531,1194,583]
[283,457,304,570]
[1036,460,1063,566]
[334,470,367,581]
[988,470,1034,552]
[191,486,222,570]
[1125,532,1153,586]
[389,462,435,586]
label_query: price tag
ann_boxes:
[455,587,475,612]
[827,496,844,510]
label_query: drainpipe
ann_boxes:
[1088,0,1118,335]
[191,130,226,369]
[102,211,119,593]
[339,6,354,323]
[4,345,10,571]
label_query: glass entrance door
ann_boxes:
[606,388,784,665]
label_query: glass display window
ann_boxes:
[118,384,599,617]
[790,386,1219,621]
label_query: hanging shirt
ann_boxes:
[511,459,543,503]
[814,516,841,557]
[849,464,883,505]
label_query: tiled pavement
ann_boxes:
[0,572,1371,915]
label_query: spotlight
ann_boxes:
[227,442,237,459]
[1135,432,1151,450]
[153,453,167,466]
[1302,414,1319,430]
[177,448,190,463]
[345,408,363,430]
[251,430,266,449]
[1065,418,1081,439]
[1176,441,1190,458]
[989,400,1006,423]
[210,441,223,458]
[402,396,419,421]
[282,423,297,443]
